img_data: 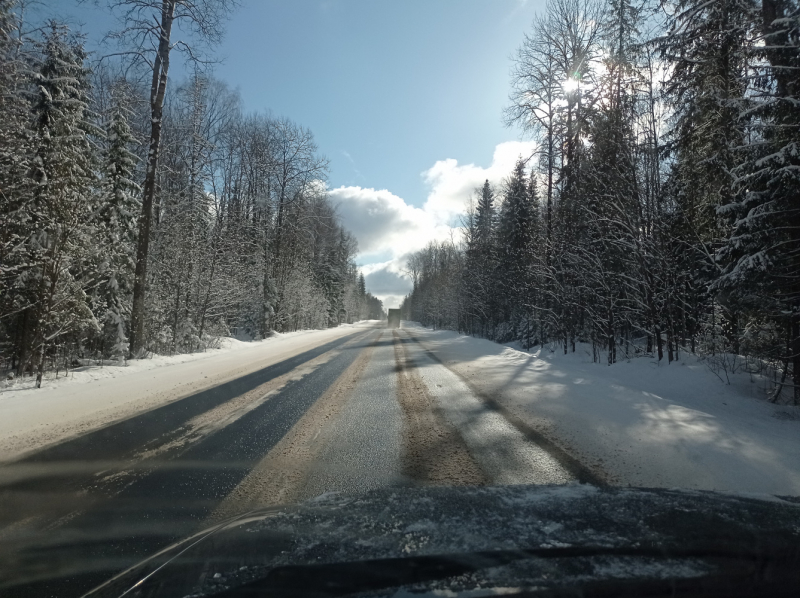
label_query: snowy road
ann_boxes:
[0,325,578,598]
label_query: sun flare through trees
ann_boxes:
[402,0,800,404]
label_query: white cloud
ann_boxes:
[329,140,537,309]
[422,140,536,224]
[359,260,413,310]
[329,187,451,259]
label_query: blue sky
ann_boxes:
[50,0,545,307]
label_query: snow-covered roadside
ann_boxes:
[0,322,379,462]
[401,322,800,496]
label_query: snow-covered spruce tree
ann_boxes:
[328,230,357,326]
[342,266,364,324]
[357,271,366,297]
[577,0,653,364]
[660,0,755,356]
[496,158,540,343]
[309,213,338,328]
[524,172,544,347]
[354,270,369,322]
[93,98,140,361]
[17,23,100,385]
[582,108,639,364]
[462,179,498,337]
[355,271,368,320]
[715,0,800,402]
[0,0,32,369]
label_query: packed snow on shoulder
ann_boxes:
[401,322,800,496]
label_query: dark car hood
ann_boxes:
[74,485,800,597]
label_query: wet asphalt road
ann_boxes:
[0,326,583,598]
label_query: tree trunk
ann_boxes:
[655,324,663,362]
[792,310,800,405]
[129,1,176,356]
[15,308,30,377]
[667,325,674,363]
[35,342,45,388]
[197,244,218,342]
[608,299,615,365]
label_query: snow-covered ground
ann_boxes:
[0,322,379,462]
[401,322,800,496]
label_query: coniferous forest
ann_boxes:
[0,0,384,386]
[402,0,800,403]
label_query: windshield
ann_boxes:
[1,1,799,597]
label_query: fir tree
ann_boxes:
[463,180,497,336]
[497,158,537,335]
[661,0,755,358]
[357,272,366,298]
[715,0,800,402]
[17,22,100,385]
[475,179,495,248]
[0,0,31,332]
[662,0,754,242]
[94,99,140,360]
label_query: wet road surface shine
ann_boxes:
[0,325,584,597]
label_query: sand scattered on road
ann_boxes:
[393,331,487,487]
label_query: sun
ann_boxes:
[562,78,580,93]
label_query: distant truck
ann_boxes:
[388,309,401,329]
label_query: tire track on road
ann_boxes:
[399,329,606,487]
[393,331,488,487]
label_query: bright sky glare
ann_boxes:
[50,0,546,308]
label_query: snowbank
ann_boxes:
[0,322,379,462]
[401,323,800,495]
